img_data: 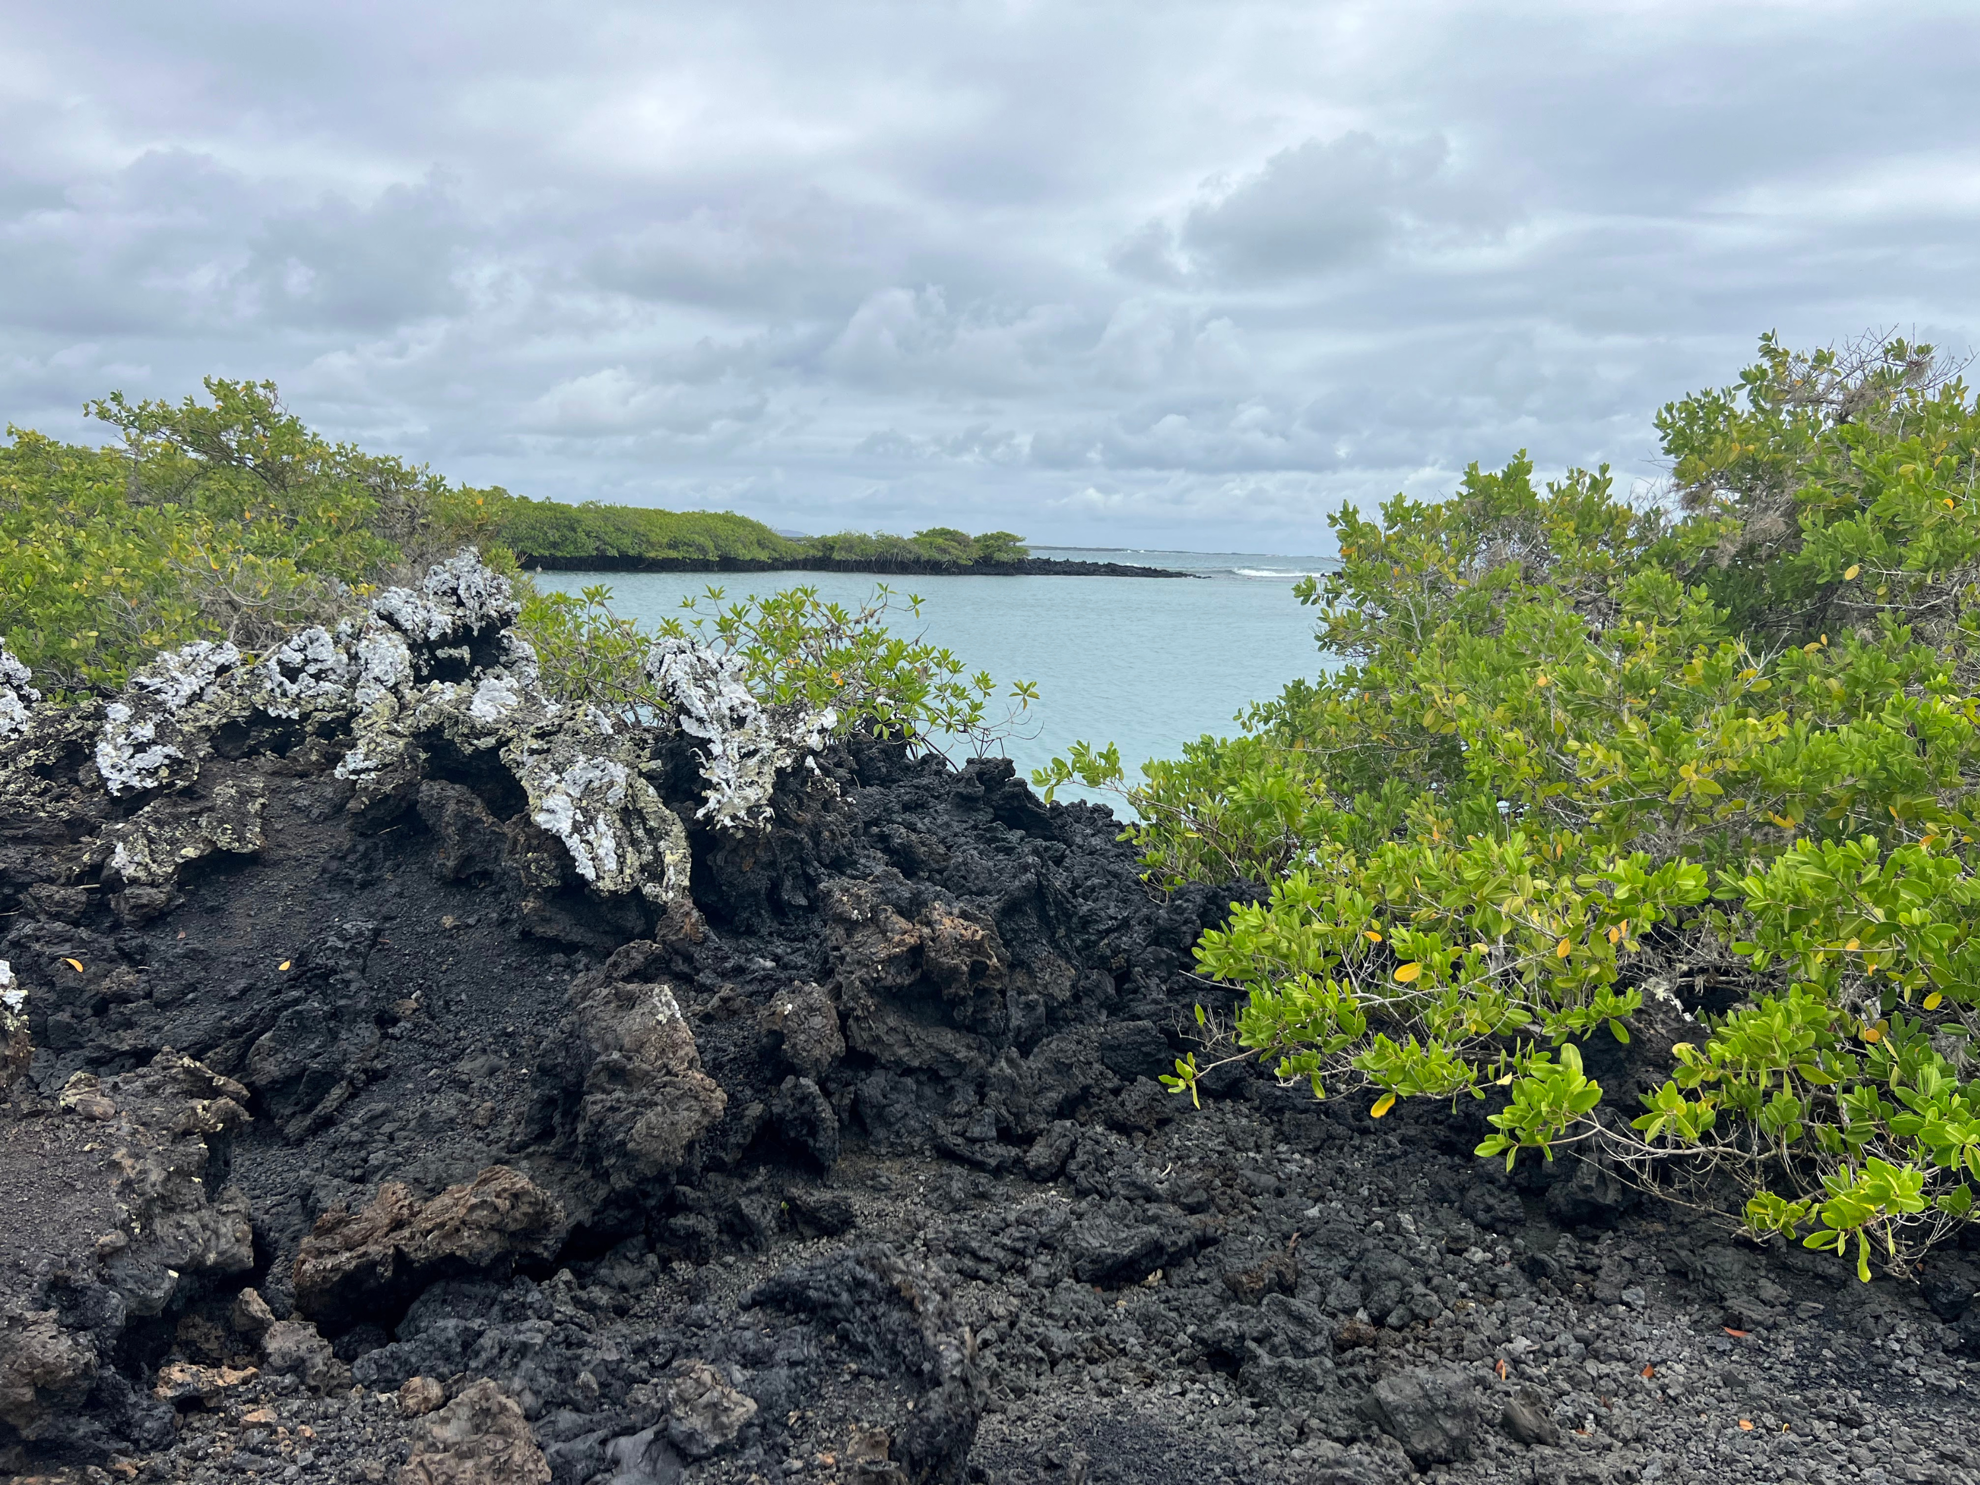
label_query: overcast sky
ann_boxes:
[4,2,1977,552]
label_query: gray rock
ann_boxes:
[1366,1365,1479,1466]
[663,1361,757,1459]
[771,1075,841,1169]
[261,1320,339,1391]
[760,983,844,1079]
[1023,1120,1079,1181]
[603,1425,687,1484]
[1239,1346,1334,1411]
[1502,1386,1562,1447]
[1544,1148,1637,1226]
[400,1377,551,1484]
[1068,1210,1215,1285]
[291,1165,568,1331]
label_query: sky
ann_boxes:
[4,2,1978,554]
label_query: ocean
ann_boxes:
[531,546,1334,810]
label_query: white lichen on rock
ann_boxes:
[645,636,834,829]
[82,552,713,907]
[106,778,268,890]
[370,550,520,646]
[513,739,690,903]
[468,674,524,722]
[254,627,351,718]
[0,960,25,1086]
[96,641,244,795]
[0,640,40,741]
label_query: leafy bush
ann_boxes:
[496,496,803,564]
[521,581,1037,757]
[0,380,501,693]
[1039,333,1980,1279]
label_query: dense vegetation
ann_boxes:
[1041,333,1980,1279]
[495,496,802,565]
[0,379,1028,702]
[496,494,1027,570]
[0,380,502,694]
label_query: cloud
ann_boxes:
[0,0,1976,550]
[524,367,769,439]
[1178,131,1477,281]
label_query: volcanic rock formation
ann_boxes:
[2,558,1979,1484]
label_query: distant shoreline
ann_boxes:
[518,552,1197,578]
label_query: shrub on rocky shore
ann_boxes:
[1041,333,1980,1281]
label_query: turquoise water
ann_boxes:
[533,547,1333,807]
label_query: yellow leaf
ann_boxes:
[1607,925,1621,944]
[1844,564,1861,580]
[1863,1026,1883,1043]
[1364,930,1383,943]
[1535,674,1550,688]
[279,960,291,971]
[1556,938,1571,959]
[61,957,83,972]
[1946,498,1958,510]
[1393,962,1422,983]
[1845,938,1859,951]
[1371,1093,1396,1118]
[1926,992,1945,1010]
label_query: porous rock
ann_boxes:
[102,776,266,903]
[663,1360,757,1458]
[747,1245,983,1484]
[398,1378,551,1485]
[1068,1208,1219,1286]
[644,636,834,830]
[0,961,26,1088]
[399,1375,448,1417]
[771,1074,840,1169]
[259,1320,341,1391]
[759,981,844,1079]
[541,943,729,1192]
[83,554,719,916]
[0,1309,97,1437]
[1543,1144,1639,1226]
[0,638,39,741]
[0,1052,251,1452]
[293,1165,567,1331]
[81,1054,256,1318]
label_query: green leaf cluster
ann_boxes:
[1041,332,1980,1278]
[520,581,1037,758]
[1,379,503,693]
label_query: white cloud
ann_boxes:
[0,0,1976,550]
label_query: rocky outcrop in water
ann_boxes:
[3,556,1980,1484]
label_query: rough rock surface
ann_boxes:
[294,1166,569,1331]
[399,1378,552,1485]
[0,1051,252,1459]
[5,564,1980,1483]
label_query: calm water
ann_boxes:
[533,547,1333,807]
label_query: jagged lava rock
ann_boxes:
[294,1165,568,1331]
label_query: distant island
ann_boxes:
[496,496,1188,577]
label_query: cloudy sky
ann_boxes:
[4,2,1977,552]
